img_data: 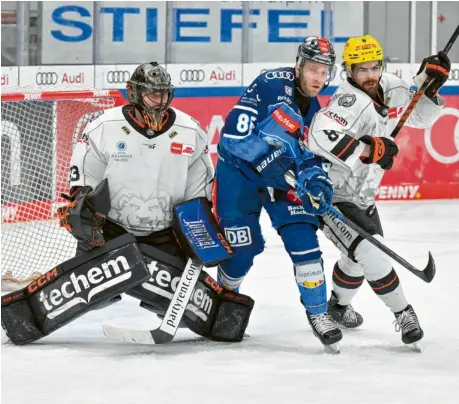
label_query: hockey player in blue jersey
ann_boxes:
[213,37,342,349]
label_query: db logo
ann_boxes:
[424,107,459,164]
[224,226,252,247]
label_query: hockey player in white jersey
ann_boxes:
[307,35,450,346]
[1,63,255,345]
[67,61,213,251]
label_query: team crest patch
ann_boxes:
[338,94,356,107]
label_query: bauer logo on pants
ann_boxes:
[224,226,252,247]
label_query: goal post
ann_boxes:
[1,89,127,289]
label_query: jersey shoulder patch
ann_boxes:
[337,93,357,107]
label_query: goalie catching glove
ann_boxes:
[57,178,111,248]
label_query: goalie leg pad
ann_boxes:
[128,244,254,342]
[1,234,150,345]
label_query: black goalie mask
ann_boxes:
[126,62,175,131]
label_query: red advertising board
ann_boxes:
[172,95,459,201]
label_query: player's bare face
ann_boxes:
[297,61,329,97]
[351,61,382,97]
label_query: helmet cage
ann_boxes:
[126,62,175,130]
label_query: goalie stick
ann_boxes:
[284,171,436,283]
[103,258,202,344]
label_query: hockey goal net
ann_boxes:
[1,89,127,289]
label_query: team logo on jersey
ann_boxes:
[168,131,179,139]
[285,86,293,96]
[121,126,131,135]
[170,142,195,156]
[116,141,127,151]
[338,94,356,107]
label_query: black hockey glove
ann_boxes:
[359,135,399,170]
[414,51,451,99]
[57,178,111,248]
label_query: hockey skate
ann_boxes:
[327,291,363,329]
[393,305,424,351]
[306,311,343,354]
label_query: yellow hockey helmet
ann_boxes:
[342,35,384,67]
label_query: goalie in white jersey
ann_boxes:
[307,35,450,346]
[67,62,214,257]
[1,63,257,346]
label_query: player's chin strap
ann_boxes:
[284,171,436,284]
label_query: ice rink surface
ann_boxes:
[2,200,459,404]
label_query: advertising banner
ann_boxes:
[1,67,19,91]
[19,66,95,90]
[39,2,363,64]
[3,63,458,93]
[172,95,459,201]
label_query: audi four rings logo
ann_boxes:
[264,71,295,81]
[36,72,58,85]
[107,71,130,83]
[180,69,205,82]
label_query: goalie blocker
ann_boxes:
[2,200,254,345]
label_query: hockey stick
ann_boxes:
[103,258,202,344]
[390,24,459,139]
[284,171,436,283]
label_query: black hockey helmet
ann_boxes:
[296,36,337,84]
[126,62,175,131]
